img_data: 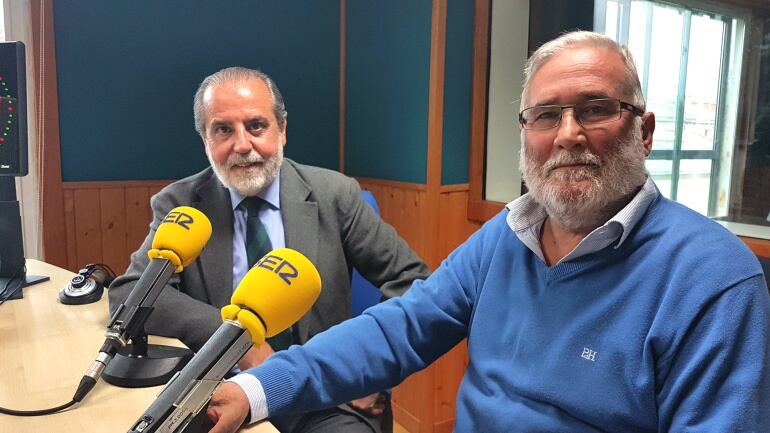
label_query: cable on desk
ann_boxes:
[0,263,114,416]
[0,363,105,416]
[0,399,77,416]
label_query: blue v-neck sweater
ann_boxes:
[250,194,770,432]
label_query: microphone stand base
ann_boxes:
[102,344,194,388]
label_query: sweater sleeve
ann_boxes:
[242,218,493,417]
[658,274,770,431]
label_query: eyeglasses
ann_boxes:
[518,98,644,130]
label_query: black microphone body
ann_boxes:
[78,257,177,398]
[128,320,252,433]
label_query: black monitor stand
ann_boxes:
[0,177,48,300]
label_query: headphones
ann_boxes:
[59,263,116,305]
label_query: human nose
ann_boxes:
[232,126,252,154]
[553,108,587,150]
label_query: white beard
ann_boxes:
[520,126,648,231]
[206,146,283,197]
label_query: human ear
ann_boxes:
[640,112,655,156]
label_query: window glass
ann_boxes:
[647,159,673,196]
[604,0,619,38]
[682,14,723,152]
[677,159,713,215]
[644,4,683,152]
[595,0,770,233]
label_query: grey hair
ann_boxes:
[521,31,646,111]
[193,67,288,137]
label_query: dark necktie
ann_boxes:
[240,197,294,351]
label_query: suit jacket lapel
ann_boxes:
[193,170,234,308]
[280,161,319,342]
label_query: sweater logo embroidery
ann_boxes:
[581,347,597,362]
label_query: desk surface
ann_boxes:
[0,259,277,433]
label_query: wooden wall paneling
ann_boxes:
[61,181,170,273]
[359,179,439,433]
[63,189,77,271]
[403,190,430,260]
[123,186,153,273]
[431,342,467,425]
[359,180,430,260]
[438,189,482,257]
[99,187,128,272]
[431,190,477,427]
[72,189,103,267]
[392,371,428,433]
[433,417,456,433]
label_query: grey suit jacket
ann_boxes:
[108,159,430,352]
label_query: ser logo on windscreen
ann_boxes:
[162,211,194,230]
[255,254,298,285]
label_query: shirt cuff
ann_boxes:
[227,373,269,424]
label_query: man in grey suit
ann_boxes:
[108,67,430,433]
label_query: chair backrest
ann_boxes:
[351,191,383,316]
[759,255,770,290]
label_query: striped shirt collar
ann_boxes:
[505,176,658,264]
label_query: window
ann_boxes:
[596,0,770,235]
[596,0,745,217]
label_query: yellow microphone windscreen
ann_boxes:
[149,206,212,271]
[230,248,322,338]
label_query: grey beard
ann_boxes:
[207,146,283,197]
[520,127,648,231]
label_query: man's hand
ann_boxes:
[207,381,250,433]
[237,342,275,371]
[349,392,386,418]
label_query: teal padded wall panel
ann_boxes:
[344,0,431,183]
[54,1,339,181]
[441,0,474,185]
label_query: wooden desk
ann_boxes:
[0,259,277,433]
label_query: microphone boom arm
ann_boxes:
[77,258,179,398]
[107,257,176,340]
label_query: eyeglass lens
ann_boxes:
[521,99,622,130]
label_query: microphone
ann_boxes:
[127,248,322,433]
[75,206,212,402]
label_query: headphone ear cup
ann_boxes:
[59,275,104,305]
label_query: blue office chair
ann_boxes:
[351,190,384,317]
[351,190,393,433]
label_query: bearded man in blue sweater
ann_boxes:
[207,31,770,433]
